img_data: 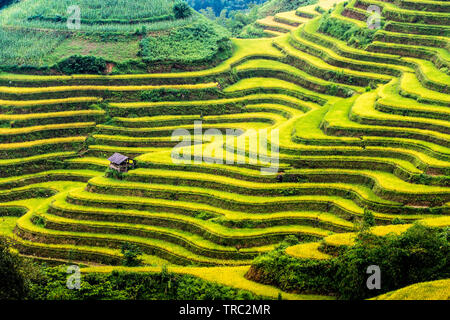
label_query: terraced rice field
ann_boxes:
[0,0,449,298]
[256,0,347,38]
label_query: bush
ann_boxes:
[140,88,189,102]
[105,168,125,180]
[318,14,375,48]
[139,19,232,64]
[121,242,143,267]
[392,218,407,225]
[315,6,326,14]
[30,267,260,300]
[362,209,376,229]
[249,224,449,300]
[335,224,449,299]
[283,235,300,246]
[173,1,192,19]
[0,0,16,9]
[0,239,42,300]
[250,244,337,294]
[258,0,317,16]
[56,55,107,75]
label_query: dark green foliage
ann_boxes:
[258,0,316,16]
[0,206,27,217]
[173,1,192,19]
[202,0,315,37]
[121,242,143,267]
[0,0,16,9]
[318,14,375,48]
[194,211,215,220]
[315,5,326,14]
[34,216,46,228]
[392,218,407,225]
[0,239,30,299]
[362,208,376,229]
[223,10,259,37]
[188,0,267,16]
[56,55,107,75]
[283,235,300,246]
[336,224,449,300]
[105,168,125,180]
[29,267,260,300]
[250,224,449,299]
[139,19,232,64]
[250,242,337,294]
[141,88,189,102]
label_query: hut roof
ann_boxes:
[108,153,129,165]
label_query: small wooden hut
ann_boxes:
[108,153,136,173]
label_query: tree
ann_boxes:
[0,239,29,299]
[173,1,192,19]
[0,0,16,10]
[335,224,449,299]
[121,242,143,267]
[362,208,375,229]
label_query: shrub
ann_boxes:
[314,6,326,14]
[318,14,375,48]
[0,0,16,9]
[335,224,449,299]
[362,209,376,229]
[392,218,407,225]
[140,88,189,102]
[56,55,107,75]
[105,168,125,180]
[29,267,259,300]
[250,244,337,294]
[249,224,449,300]
[139,19,232,64]
[121,242,143,267]
[173,1,192,19]
[0,239,30,299]
[283,235,300,246]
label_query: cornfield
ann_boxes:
[0,28,66,66]
[5,0,175,21]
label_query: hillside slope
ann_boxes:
[0,0,231,73]
[0,0,448,299]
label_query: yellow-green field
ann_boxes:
[0,0,448,300]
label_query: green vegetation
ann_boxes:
[318,13,376,48]
[56,55,107,75]
[33,268,260,300]
[0,28,66,67]
[250,224,449,299]
[10,0,175,23]
[0,238,32,299]
[258,0,317,16]
[0,0,449,301]
[188,0,267,16]
[0,240,259,300]
[140,19,232,65]
[173,1,193,20]
[121,242,143,267]
[0,0,231,71]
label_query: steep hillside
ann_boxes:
[0,0,231,73]
[0,0,448,300]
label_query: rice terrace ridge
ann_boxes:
[0,0,448,305]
